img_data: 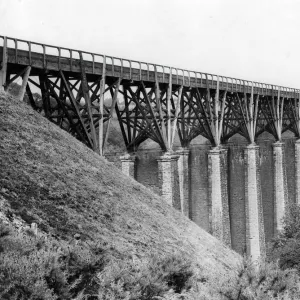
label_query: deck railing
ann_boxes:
[0,35,299,97]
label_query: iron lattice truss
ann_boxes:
[12,70,300,153]
[1,35,300,154]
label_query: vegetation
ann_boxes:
[0,222,196,299]
[215,203,300,300]
[268,203,300,274]
[218,259,300,300]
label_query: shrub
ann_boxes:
[0,222,106,300]
[218,258,300,300]
[94,253,194,300]
[0,221,195,300]
[269,203,300,274]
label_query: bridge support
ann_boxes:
[176,148,190,217]
[208,147,231,246]
[157,153,173,206]
[171,154,181,211]
[273,142,288,234]
[18,66,31,101]
[120,153,136,178]
[295,140,300,205]
[244,144,265,261]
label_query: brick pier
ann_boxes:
[176,148,190,217]
[157,153,173,205]
[208,147,231,246]
[273,142,288,234]
[244,144,265,261]
[120,153,136,178]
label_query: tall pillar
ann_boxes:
[208,147,231,246]
[244,144,265,261]
[273,142,288,234]
[295,140,300,205]
[176,148,190,217]
[171,154,181,210]
[120,153,136,178]
[157,152,173,206]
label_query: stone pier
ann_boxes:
[273,142,288,234]
[120,153,136,178]
[176,148,190,217]
[171,154,181,211]
[208,147,231,246]
[295,140,300,205]
[157,153,173,206]
[244,144,265,261]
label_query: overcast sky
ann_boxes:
[1,0,299,88]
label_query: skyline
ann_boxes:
[1,0,299,88]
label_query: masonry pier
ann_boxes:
[157,153,173,206]
[208,147,231,246]
[273,142,288,234]
[176,148,190,217]
[244,144,265,261]
[171,154,181,210]
[120,154,136,178]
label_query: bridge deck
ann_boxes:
[0,36,298,98]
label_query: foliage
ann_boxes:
[269,203,300,274]
[0,222,105,300]
[94,253,194,300]
[218,258,300,300]
[0,221,196,300]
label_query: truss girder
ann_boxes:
[6,66,300,153]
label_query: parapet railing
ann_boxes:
[0,35,299,97]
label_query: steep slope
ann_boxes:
[0,92,240,283]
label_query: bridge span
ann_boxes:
[1,35,300,261]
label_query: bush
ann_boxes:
[0,222,105,300]
[269,203,300,274]
[0,221,195,300]
[95,253,194,300]
[218,258,300,300]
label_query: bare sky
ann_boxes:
[1,0,299,88]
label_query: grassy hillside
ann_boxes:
[0,91,242,299]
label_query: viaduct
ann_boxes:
[1,36,300,261]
